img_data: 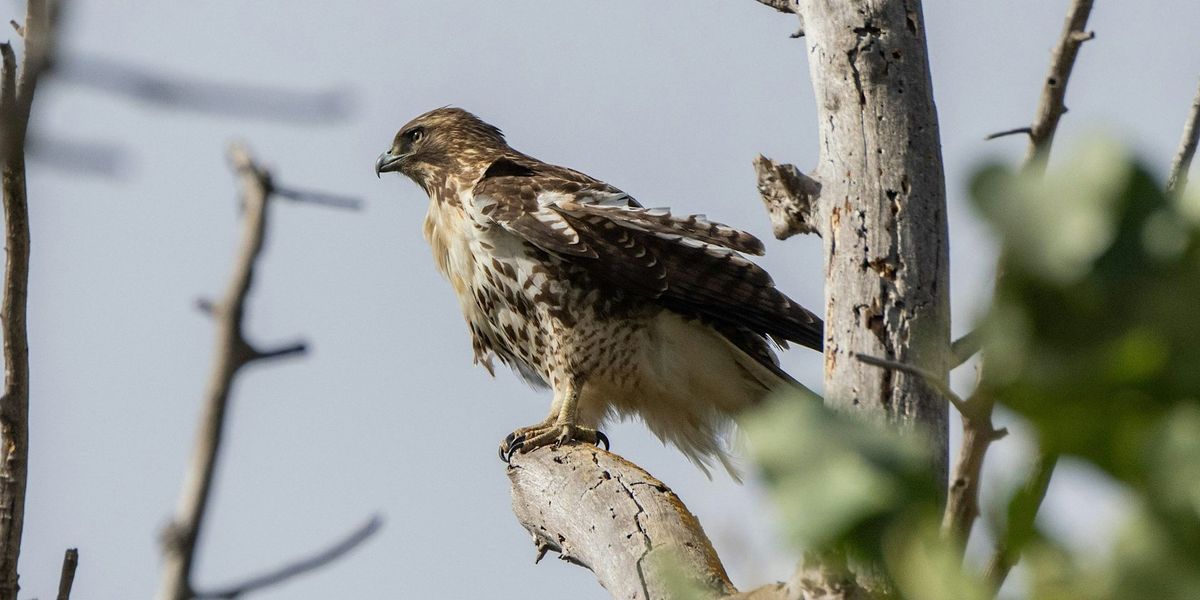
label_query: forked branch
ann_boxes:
[1022,0,1095,172]
[156,144,364,600]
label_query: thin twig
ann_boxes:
[157,143,310,600]
[1023,0,1095,172]
[984,453,1058,593]
[273,186,363,211]
[193,516,383,600]
[950,328,983,368]
[248,341,308,362]
[0,3,52,597]
[56,548,78,600]
[1166,78,1200,195]
[984,126,1032,141]
[854,354,967,413]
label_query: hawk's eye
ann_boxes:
[409,128,425,144]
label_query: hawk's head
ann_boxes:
[375,107,509,190]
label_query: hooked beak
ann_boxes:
[375,151,404,178]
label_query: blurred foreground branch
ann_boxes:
[193,516,382,600]
[156,143,367,600]
[56,55,352,123]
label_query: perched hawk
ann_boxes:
[376,107,821,476]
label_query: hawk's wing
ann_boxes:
[472,156,824,353]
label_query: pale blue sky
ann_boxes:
[9,1,1198,598]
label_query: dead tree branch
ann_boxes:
[157,142,292,600]
[157,143,360,600]
[854,354,969,415]
[0,2,52,598]
[1166,78,1200,195]
[193,516,382,600]
[1022,0,1095,172]
[950,329,983,369]
[941,388,1009,546]
[508,444,736,600]
[55,548,77,600]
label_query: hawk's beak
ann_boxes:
[375,151,404,178]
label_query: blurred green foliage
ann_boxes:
[740,140,1200,599]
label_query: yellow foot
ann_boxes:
[499,424,609,463]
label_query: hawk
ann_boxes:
[376,107,821,476]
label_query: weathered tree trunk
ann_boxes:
[762,0,950,484]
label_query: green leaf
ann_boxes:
[743,393,939,563]
[972,140,1200,484]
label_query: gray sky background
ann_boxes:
[7,1,1199,598]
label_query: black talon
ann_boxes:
[502,434,525,464]
[500,431,519,462]
[595,430,610,452]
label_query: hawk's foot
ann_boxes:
[499,424,609,463]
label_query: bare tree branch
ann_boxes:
[193,516,382,600]
[984,127,1032,141]
[55,55,353,124]
[984,453,1058,593]
[0,2,52,597]
[157,143,319,600]
[1023,0,1095,172]
[941,389,1008,547]
[950,328,983,369]
[55,548,77,600]
[247,340,308,362]
[1166,78,1200,195]
[854,353,968,414]
[508,444,737,600]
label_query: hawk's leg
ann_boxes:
[499,385,608,462]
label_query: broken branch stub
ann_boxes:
[754,155,822,240]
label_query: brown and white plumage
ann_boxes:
[376,107,821,476]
